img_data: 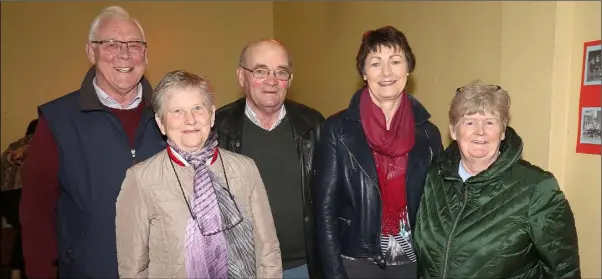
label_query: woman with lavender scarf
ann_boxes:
[115,70,282,278]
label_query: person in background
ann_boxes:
[116,70,282,278]
[413,81,580,278]
[19,6,165,278]
[215,39,324,279]
[0,119,38,279]
[313,26,443,279]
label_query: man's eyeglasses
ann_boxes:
[90,40,147,55]
[240,66,291,81]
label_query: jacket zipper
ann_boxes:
[340,140,383,258]
[442,183,468,278]
[338,217,351,226]
[102,108,151,167]
[131,149,136,165]
[438,143,522,277]
[131,109,156,166]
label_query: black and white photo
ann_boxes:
[580,107,601,144]
[584,44,602,85]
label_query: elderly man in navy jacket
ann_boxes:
[19,6,165,278]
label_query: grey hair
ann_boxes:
[88,6,145,41]
[449,80,511,127]
[152,70,215,119]
[238,39,293,69]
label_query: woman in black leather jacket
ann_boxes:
[312,26,443,279]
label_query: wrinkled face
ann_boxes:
[86,17,147,97]
[363,45,409,103]
[156,88,215,153]
[237,42,292,114]
[450,112,506,164]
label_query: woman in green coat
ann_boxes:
[413,81,580,278]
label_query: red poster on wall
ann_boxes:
[576,40,601,155]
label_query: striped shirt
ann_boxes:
[380,208,417,265]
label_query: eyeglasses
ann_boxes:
[90,40,147,55]
[169,148,244,236]
[240,66,292,81]
[456,85,501,94]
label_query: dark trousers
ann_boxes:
[342,257,417,279]
[0,189,25,272]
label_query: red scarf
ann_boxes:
[359,87,415,236]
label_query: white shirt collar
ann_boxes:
[244,100,287,131]
[458,161,473,182]
[169,147,213,167]
[93,77,143,110]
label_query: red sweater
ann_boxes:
[19,105,144,279]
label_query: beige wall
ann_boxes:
[274,1,600,277]
[548,2,601,276]
[274,2,503,144]
[1,2,273,150]
[2,1,600,276]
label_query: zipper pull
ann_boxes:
[131,149,137,165]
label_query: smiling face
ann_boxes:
[363,45,409,103]
[155,87,215,153]
[450,112,506,166]
[86,17,147,98]
[236,41,292,115]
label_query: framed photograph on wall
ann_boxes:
[576,40,601,155]
[583,44,602,86]
[579,107,601,145]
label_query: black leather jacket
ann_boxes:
[214,97,325,279]
[312,89,443,279]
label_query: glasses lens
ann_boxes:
[128,42,146,54]
[252,69,269,79]
[102,41,121,52]
[275,71,290,81]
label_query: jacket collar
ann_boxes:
[339,87,435,186]
[219,97,315,137]
[441,126,524,183]
[79,66,154,112]
[342,87,432,125]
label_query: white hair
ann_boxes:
[88,6,146,41]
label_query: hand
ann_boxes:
[11,269,21,279]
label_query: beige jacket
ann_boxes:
[115,148,282,278]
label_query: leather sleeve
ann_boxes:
[312,117,347,279]
[424,121,444,162]
[528,177,581,278]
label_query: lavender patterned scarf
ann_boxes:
[168,132,256,278]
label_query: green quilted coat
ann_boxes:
[414,127,580,278]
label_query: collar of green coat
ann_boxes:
[440,126,524,184]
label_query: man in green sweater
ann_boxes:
[215,39,324,279]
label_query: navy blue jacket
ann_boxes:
[38,67,165,278]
